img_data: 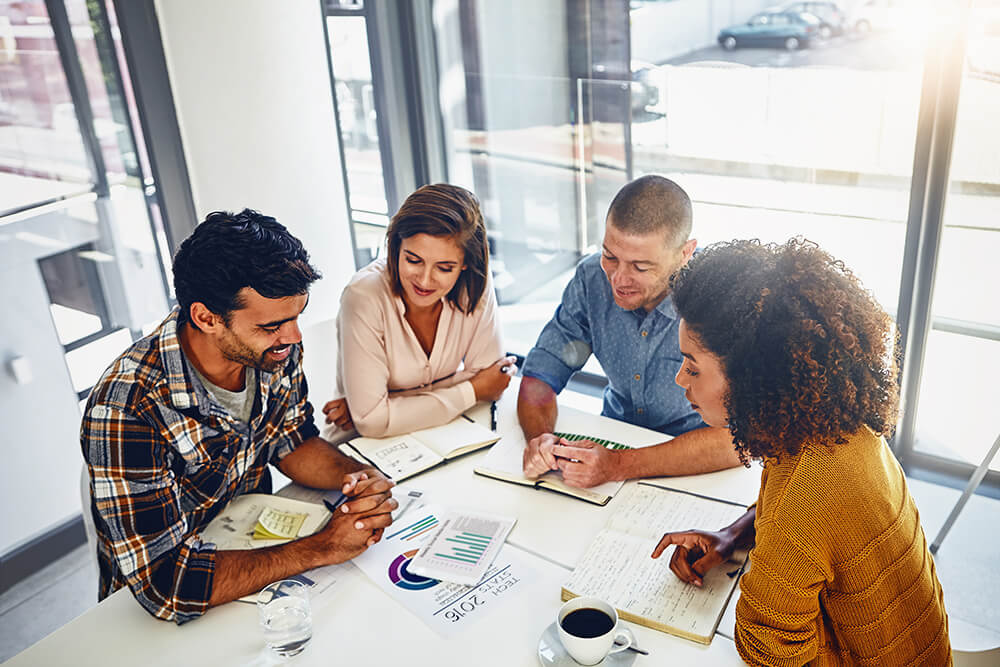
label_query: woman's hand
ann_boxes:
[322,397,354,430]
[651,528,737,587]
[652,508,755,587]
[469,356,518,402]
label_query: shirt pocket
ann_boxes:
[174,428,241,511]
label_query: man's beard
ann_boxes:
[218,328,286,373]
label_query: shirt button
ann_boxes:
[641,331,648,337]
[637,408,644,414]
[634,374,640,380]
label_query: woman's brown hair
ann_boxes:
[671,238,900,464]
[385,183,489,314]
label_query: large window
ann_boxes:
[432,0,627,359]
[338,0,997,491]
[429,0,928,364]
[0,0,174,560]
[324,0,393,266]
[909,0,1000,477]
[0,0,170,399]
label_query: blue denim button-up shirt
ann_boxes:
[522,253,704,436]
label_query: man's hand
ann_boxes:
[340,468,395,546]
[322,397,354,430]
[650,528,736,587]
[552,440,620,488]
[314,503,397,564]
[341,467,393,498]
[523,433,562,479]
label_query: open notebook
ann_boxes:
[561,483,749,644]
[473,431,629,505]
[339,415,500,481]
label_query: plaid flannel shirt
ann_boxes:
[80,309,319,623]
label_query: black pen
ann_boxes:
[323,492,348,514]
[490,401,497,431]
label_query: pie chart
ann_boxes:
[388,549,439,590]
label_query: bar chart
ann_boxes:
[386,513,439,542]
[438,530,493,565]
[408,511,516,586]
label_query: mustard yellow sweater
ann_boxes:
[734,427,952,666]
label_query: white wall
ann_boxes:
[154,0,356,326]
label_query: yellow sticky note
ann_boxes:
[253,507,308,540]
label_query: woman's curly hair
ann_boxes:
[671,238,899,463]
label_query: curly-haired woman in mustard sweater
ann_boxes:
[652,239,951,666]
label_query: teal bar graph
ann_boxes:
[435,531,492,565]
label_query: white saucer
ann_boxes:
[537,622,639,666]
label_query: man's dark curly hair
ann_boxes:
[670,238,899,463]
[173,209,321,330]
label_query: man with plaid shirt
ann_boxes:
[81,210,396,623]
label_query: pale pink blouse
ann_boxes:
[336,259,504,438]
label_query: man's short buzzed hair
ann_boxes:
[606,175,692,247]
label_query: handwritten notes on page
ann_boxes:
[562,484,748,644]
[253,507,308,540]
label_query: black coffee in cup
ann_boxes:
[560,608,615,639]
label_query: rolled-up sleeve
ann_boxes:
[522,262,594,394]
[82,404,216,624]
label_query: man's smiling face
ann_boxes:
[214,288,309,372]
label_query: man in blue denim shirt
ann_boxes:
[519,176,741,488]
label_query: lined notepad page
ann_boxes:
[563,484,748,642]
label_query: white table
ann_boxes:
[8,385,758,666]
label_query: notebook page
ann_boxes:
[411,417,498,457]
[563,485,748,640]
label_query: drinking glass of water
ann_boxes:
[257,579,312,658]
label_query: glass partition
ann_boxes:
[432,0,928,365]
[0,23,92,210]
[0,0,170,402]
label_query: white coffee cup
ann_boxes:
[557,597,635,665]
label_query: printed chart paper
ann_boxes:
[408,510,516,585]
[352,504,535,636]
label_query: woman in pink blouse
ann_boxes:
[323,184,516,438]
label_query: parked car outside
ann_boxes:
[779,1,847,39]
[718,10,822,51]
